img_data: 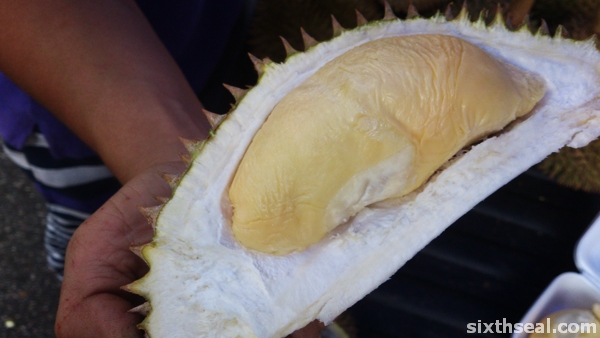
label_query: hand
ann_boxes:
[54,160,324,338]
[55,161,183,338]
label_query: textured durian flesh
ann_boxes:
[229,34,545,255]
[530,308,600,338]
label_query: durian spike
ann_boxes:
[138,205,163,226]
[130,244,148,263]
[356,10,368,26]
[179,137,205,155]
[121,283,134,293]
[300,27,319,50]
[555,25,570,39]
[517,14,531,33]
[180,153,192,166]
[158,172,181,190]
[537,19,550,36]
[248,53,265,77]
[136,322,147,332]
[279,36,298,58]
[223,84,248,103]
[153,195,170,204]
[406,2,420,20]
[456,0,470,22]
[129,302,151,316]
[382,1,397,20]
[475,9,487,27]
[444,3,455,21]
[202,108,226,130]
[331,15,345,37]
[490,3,505,28]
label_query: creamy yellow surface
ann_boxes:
[229,34,545,255]
[530,308,600,338]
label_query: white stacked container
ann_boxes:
[513,212,600,338]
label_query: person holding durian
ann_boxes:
[0,0,321,337]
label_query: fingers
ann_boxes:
[55,162,189,337]
[55,212,146,338]
[55,292,143,338]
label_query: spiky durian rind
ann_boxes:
[538,138,600,193]
[129,5,600,338]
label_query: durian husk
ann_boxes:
[250,0,600,193]
[538,138,600,193]
[531,0,600,193]
[128,5,600,338]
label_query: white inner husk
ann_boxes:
[134,15,600,338]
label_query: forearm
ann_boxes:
[0,0,210,182]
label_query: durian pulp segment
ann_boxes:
[530,308,600,338]
[229,34,546,255]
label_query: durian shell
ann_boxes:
[129,8,600,338]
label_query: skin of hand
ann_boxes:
[55,159,326,338]
[0,0,324,336]
[55,161,182,338]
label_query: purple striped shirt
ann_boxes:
[0,0,243,159]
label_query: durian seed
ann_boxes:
[248,53,265,77]
[158,172,181,190]
[202,109,226,130]
[138,205,163,226]
[444,4,455,21]
[406,3,419,20]
[301,27,318,50]
[537,19,550,36]
[229,35,545,255]
[331,16,345,37]
[382,1,397,20]
[280,36,298,58]
[130,302,152,316]
[223,84,248,103]
[355,10,368,26]
[179,137,205,155]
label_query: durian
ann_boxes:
[127,4,600,338]
[530,303,600,338]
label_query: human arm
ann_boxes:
[0,1,323,337]
[0,0,209,183]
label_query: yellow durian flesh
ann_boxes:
[229,34,546,255]
[530,306,600,338]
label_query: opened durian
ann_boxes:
[127,4,600,338]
